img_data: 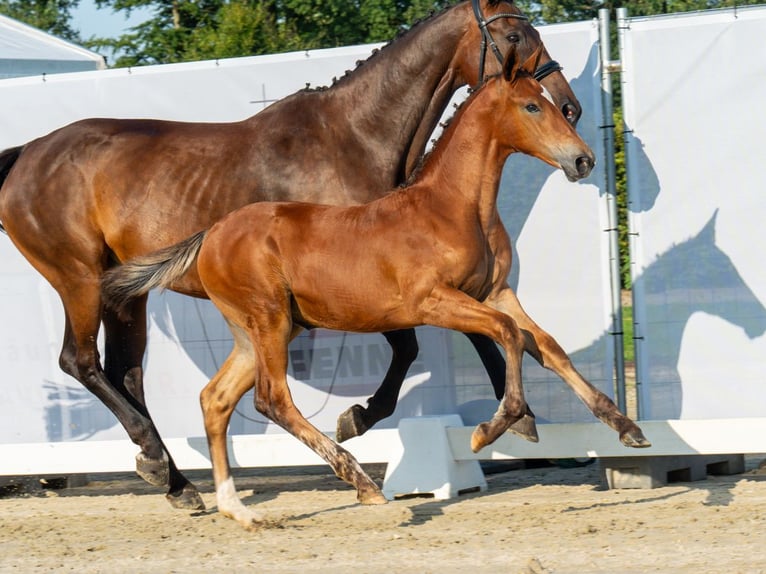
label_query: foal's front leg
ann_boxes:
[486,286,650,448]
[418,286,529,452]
[336,328,538,443]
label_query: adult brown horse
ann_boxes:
[101,46,649,530]
[0,0,579,511]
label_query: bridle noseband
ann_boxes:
[471,0,562,87]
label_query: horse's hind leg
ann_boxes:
[57,280,194,497]
[199,324,262,529]
[488,287,650,448]
[336,329,418,442]
[102,298,204,510]
[251,315,385,506]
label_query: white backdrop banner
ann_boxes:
[621,6,766,420]
[0,20,611,449]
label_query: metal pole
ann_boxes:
[598,8,626,414]
[615,5,643,420]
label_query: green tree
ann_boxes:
[88,0,452,67]
[0,0,82,41]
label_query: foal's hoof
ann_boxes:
[507,414,539,443]
[336,404,370,443]
[470,422,493,453]
[166,483,206,511]
[136,452,170,487]
[620,427,652,448]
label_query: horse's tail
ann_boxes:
[101,229,208,318]
[0,146,23,233]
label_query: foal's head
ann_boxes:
[492,46,595,182]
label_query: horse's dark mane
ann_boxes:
[301,0,510,93]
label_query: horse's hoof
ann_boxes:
[336,404,369,443]
[136,452,170,487]
[470,422,491,453]
[166,483,205,510]
[359,488,388,505]
[507,414,539,443]
[620,427,652,448]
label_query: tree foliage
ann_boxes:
[84,0,452,67]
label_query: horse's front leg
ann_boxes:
[418,286,529,452]
[487,286,650,448]
[336,329,419,442]
[464,332,539,443]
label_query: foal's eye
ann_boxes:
[525,103,540,113]
[506,33,520,43]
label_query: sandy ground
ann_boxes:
[2,456,766,574]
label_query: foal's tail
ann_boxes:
[0,146,23,233]
[101,230,208,318]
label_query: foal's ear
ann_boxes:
[504,44,543,83]
[521,45,543,78]
[502,44,520,82]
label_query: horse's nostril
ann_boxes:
[576,155,593,176]
[563,103,581,126]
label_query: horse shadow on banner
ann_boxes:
[630,211,766,420]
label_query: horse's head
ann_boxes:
[456,0,581,125]
[491,45,594,182]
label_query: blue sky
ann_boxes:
[71,0,151,39]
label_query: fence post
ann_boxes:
[598,8,627,414]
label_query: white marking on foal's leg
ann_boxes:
[216,477,265,529]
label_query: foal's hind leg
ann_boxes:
[487,287,650,448]
[102,299,204,510]
[200,324,263,529]
[251,315,385,505]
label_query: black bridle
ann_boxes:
[471,0,562,87]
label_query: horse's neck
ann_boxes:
[418,97,509,228]
[327,6,468,181]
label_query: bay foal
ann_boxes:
[103,47,649,530]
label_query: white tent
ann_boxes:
[0,13,105,79]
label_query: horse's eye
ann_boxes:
[506,33,520,43]
[525,103,540,113]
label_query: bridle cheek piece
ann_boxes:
[471,0,562,88]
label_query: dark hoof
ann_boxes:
[135,452,170,487]
[336,404,369,443]
[620,427,652,448]
[166,483,206,510]
[507,414,539,443]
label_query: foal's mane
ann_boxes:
[401,72,504,186]
[301,0,509,92]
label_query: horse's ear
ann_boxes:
[502,44,520,82]
[521,45,543,78]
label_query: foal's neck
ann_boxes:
[416,88,512,226]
